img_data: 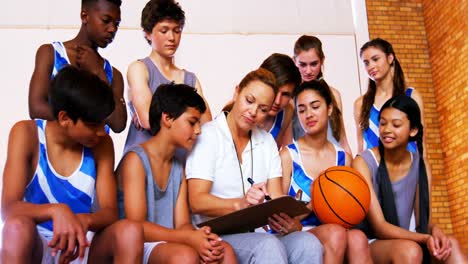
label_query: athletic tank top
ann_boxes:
[269,110,284,139]
[51,41,113,84]
[359,149,419,230]
[51,41,113,133]
[123,57,197,154]
[117,145,183,228]
[24,119,96,232]
[287,141,346,227]
[363,88,417,152]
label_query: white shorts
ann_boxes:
[38,226,94,264]
[143,241,166,264]
[39,226,166,264]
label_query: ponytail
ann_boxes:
[376,141,400,226]
[328,88,342,141]
[415,126,429,234]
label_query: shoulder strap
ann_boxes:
[183,70,197,89]
[103,59,113,85]
[405,87,414,97]
[127,145,156,222]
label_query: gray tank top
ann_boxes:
[359,149,420,230]
[123,57,197,154]
[117,145,183,228]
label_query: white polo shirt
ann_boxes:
[186,112,282,223]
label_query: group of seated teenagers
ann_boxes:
[1,0,466,263]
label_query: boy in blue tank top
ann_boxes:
[116,83,236,264]
[28,0,127,133]
[1,66,143,263]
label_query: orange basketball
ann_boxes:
[311,166,370,228]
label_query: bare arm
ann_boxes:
[352,155,430,243]
[279,147,293,194]
[84,135,118,231]
[354,97,364,153]
[1,121,53,220]
[28,44,55,120]
[194,78,213,123]
[265,177,284,199]
[127,60,152,130]
[105,68,127,133]
[173,173,196,230]
[187,179,246,217]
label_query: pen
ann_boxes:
[247,177,272,201]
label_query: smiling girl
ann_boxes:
[352,95,466,263]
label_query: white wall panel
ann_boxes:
[0,1,49,26]
[1,0,355,34]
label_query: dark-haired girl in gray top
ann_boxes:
[352,95,465,264]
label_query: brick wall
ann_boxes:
[366,0,467,254]
[421,0,468,253]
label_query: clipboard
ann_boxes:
[196,196,311,235]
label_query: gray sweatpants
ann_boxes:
[222,231,323,264]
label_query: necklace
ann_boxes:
[232,130,253,196]
[226,112,254,196]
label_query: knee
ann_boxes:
[393,240,422,263]
[2,216,36,244]
[323,224,347,251]
[221,241,237,262]
[168,245,198,264]
[347,229,370,252]
[112,219,144,249]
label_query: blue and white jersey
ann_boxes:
[51,41,113,133]
[287,141,346,227]
[24,119,97,232]
[51,41,113,84]
[363,88,417,152]
[268,110,284,140]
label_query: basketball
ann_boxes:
[311,166,371,228]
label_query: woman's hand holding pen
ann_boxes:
[239,182,271,209]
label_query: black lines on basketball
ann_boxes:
[323,171,367,217]
[318,172,354,227]
[311,166,371,228]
